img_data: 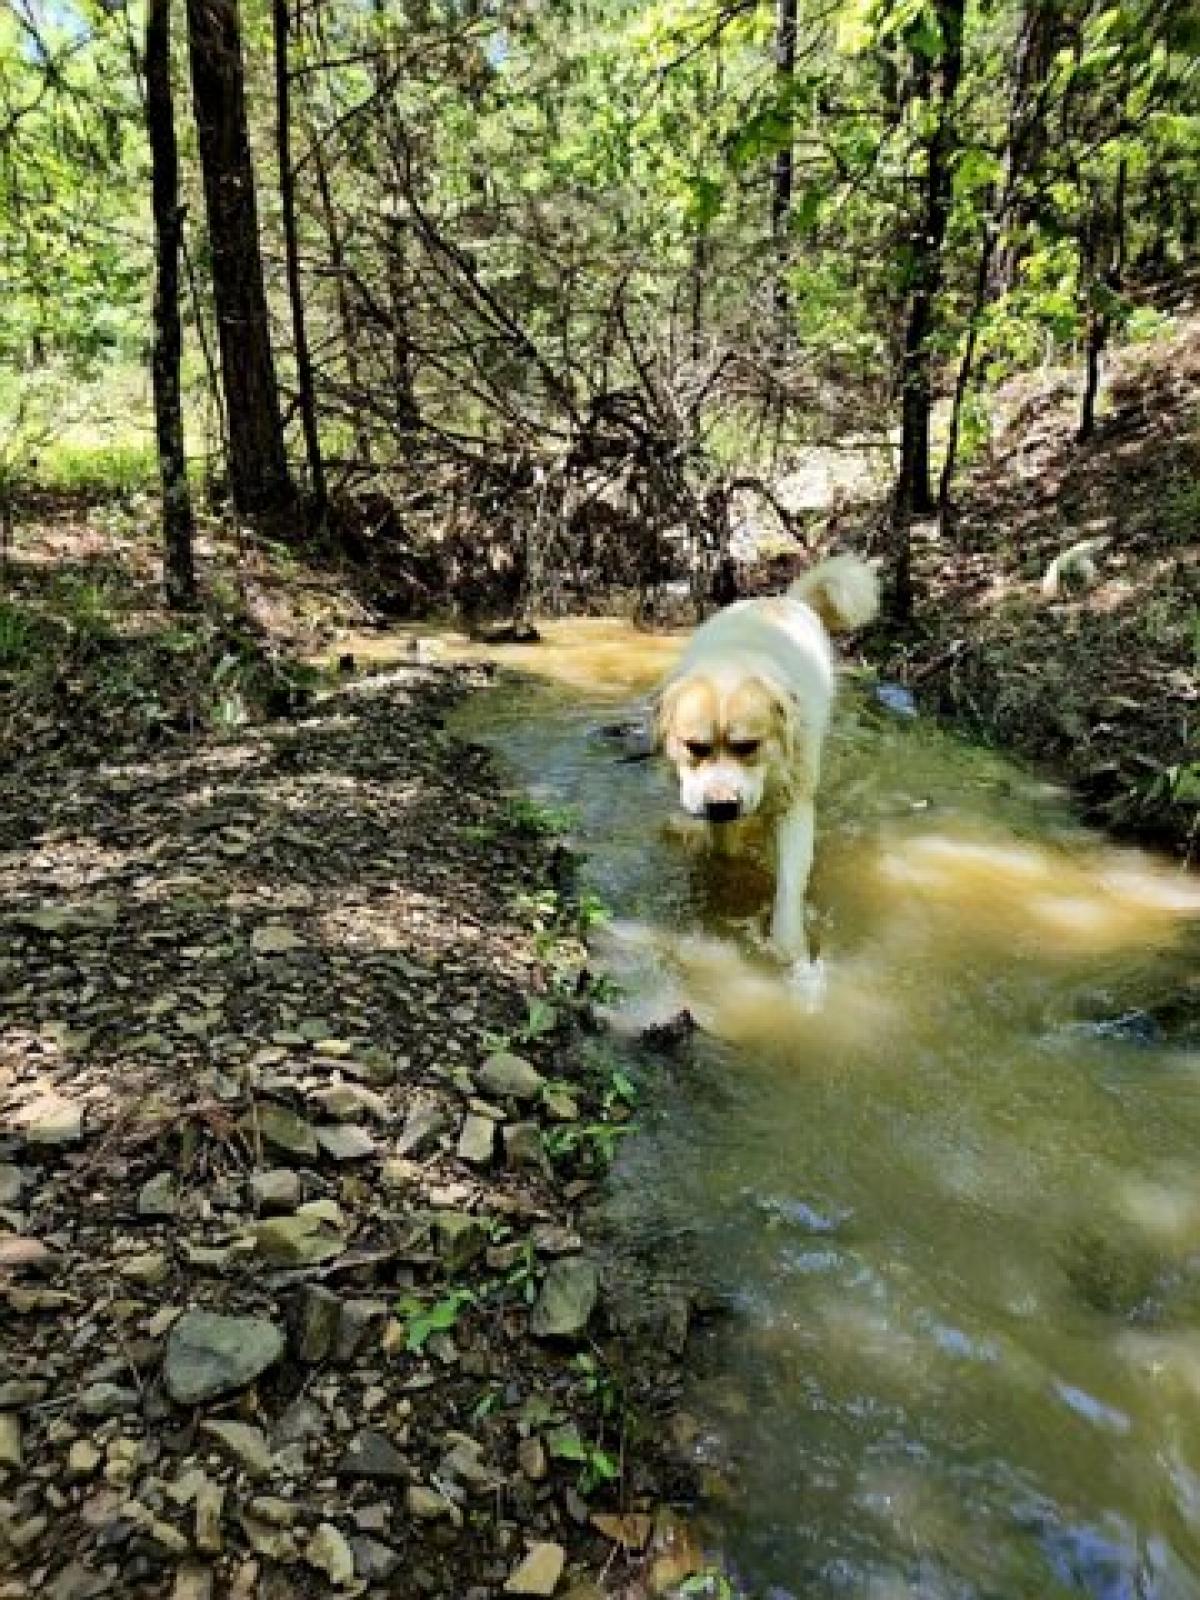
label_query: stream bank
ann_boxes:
[0,659,701,1600]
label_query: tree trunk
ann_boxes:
[938,208,998,518]
[893,0,966,548]
[186,0,292,516]
[771,0,798,339]
[1079,158,1126,443]
[145,0,197,609]
[273,0,326,516]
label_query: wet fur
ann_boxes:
[654,555,879,963]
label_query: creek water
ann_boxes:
[360,620,1200,1597]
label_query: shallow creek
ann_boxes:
[363,619,1200,1597]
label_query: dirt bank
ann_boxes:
[874,321,1199,858]
[0,653,699,1599]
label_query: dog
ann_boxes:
[653,554,880,967]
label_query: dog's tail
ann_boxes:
[790,554,880,633]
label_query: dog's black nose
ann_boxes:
[705,799,740,824]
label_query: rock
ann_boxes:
[476,1052,545,1102]
[0,1235,57,1272]
[313,1037,354,1058]
[172,1566,214,1600]
[457,1113,496,1166]
[246,1497,297,1527]
[439,1432,495,1491]
[542,1089,579,1122]
[351,1534,400,1583]
[0,1378,46,1406]
[250,1168,302,1213]
[530,1258,599,1339]
[292,1284,341,1363]
[67,1439,102,1480]
[193,1477,225,1554]
[516,1436,547,1481]
[309,1084,389,1123]
[432,1211,487,1272]
[251,1104,319,1159]
[504,1541,566,1595]
[120,1250,169,1286]
[79,1382,140,1419]
[8,902,118,934]
[240,1512,300,1563]
[396,1102,449,1158]
[251,924,306,955]
[405,1484,458,1523]
[163,1311,285,1405]
[307,1522,355,1586]
[335,1299,387,1362]
[874,681,918,718]
[46,1561,110,1600]
[503,1122,548,1172]
[273,1396,324,1446]
[591,1512,653,1550]
[336,1429,408,1482]
[250,1211,344,1267]
[532,1225,582,1256]
[379,1157,420,1191]
[123,1498,190,1554]
[12,1093,83,1146]
[137,1172,178,1217]
[0,1411,22,1468]
[200,1419,272,1478]
[315,1123,376,1162]
[0,1164,27,1206]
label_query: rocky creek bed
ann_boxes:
[0,662,701,1599]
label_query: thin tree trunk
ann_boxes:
[310,133,372,463]
[938,209,998,517]
[771,0,798,339]
[374,0,419,432]
[145,0,197,609]
[893,0,965,549]
[186,0,292,516]
[1079,158,1126,443]
[273,0,326,516]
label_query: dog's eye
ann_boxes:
[685,740,713,760]
[728,739,761,759]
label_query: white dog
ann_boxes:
[654,555,879,965]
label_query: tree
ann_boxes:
[146,0,197,608]
[186,0,292,516]
[273,0,327,515]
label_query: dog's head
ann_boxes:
[653,671,794,823]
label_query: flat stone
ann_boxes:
[309,1085,389,1123]
[251,1104,319,1159]
[530,1259,599,1340]
[307,1522,355,1586]
[396,1102,449,1158]
[379,1157,420,1191]
[476,1052,545,1102]
[335,1298,387,1362]
[0,1235,57,1273]
[47,1561,110,1600]
[0,1165,27,1207]
[457,1114,496,1166]
[0,1378,47,1406]
[12,1093,83,1146]
[405,1484,457,1522]
[517,1436,547,1481]
[137,1172,178,1218]
[246,1496,297,1527]
[251,924,306,955]
[0,1412,22,1469]
[351,1534,401,1583]
[273,1396,324,1447]
[336,1429,408,1482]
[315,1123,376,1162]
[250,1212,344,1267]
[172,1566,214,1600]
[292,1284,341,1363]
[163,1311,285,1405]
[200,1420,272,1478]
[194,1476,224,1554]
[250,1168,302,1214]
[504,1541,566,1595]
[120,1250,169,1286]
[79,1382,139,1418]
[66,1439,102,1479]
[431,1211,487,1272]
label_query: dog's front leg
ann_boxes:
[769,799,815,963]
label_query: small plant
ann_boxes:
[545,1420,620,1495]
[395,1288,476,1352]
[505,795,578,837]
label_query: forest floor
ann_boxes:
[863,318,1200,859]
[0,514,701,1598]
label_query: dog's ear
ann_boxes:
[648,678,682,752]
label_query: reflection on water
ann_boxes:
[377,619,1200,1598]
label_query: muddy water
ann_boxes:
[364,620,1200,1596]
